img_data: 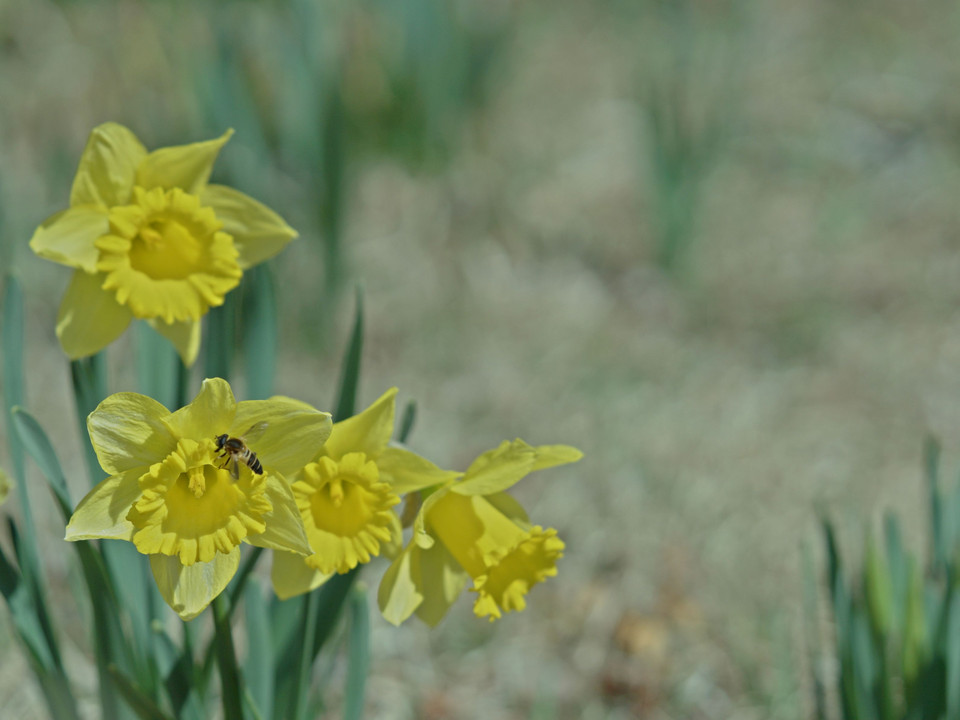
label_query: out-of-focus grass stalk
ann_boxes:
[636,4,740,275]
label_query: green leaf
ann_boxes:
[398,400,417,444]
[924,436,944,573]
[864,534,892,637]
[136,323,180,411]
[0,533,53,670]
[884,513,908,637]
[212,594,245,720]
[204,289,238,382]
[11,407,73,516]
[107,666,175,720]
[334,287,363,422]
[343,586,370,720]
[801,543,828,720]
[242,264,278,400]
[946,593,960,718]
[245,583,273,720]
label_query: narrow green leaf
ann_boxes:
[311,569,360,660]
[343,586,370,720]
[864,534,893,637]
[70,353,108,487]
[136,323,179,411]
[0,534,53,670]
[884,513,908,636]
[244,583,274,720]
[801,543,828,720]
[212,594,244,720]
[107,666,175,720]
[334,287,363,422]
[946,593,960,718]
[925,436,944,573]
[11,407,73,516]
[292,590,322,720]
[3,274,26,492]
[242,264,278,400]
[204,290,238,382]
[398,400,417,444]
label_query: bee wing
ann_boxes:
[229,456,240,480]
[241,422,270,444]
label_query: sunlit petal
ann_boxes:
[150,548,240,621]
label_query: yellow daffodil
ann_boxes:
[65,378,331,620]
[271,388,460,600]
[378,439,582,625]
[30,123,297,365]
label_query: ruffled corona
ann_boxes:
[128,437,273,565]
[96,187,242,323]
[292,452,400,574]
[425,492,564,621]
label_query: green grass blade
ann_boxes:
[204,290,238,382]
[946,593,960,718]
[11,407,73,515]
[343,585,370,720]
[212,594,245,720]
[0,533,53,670]
[884,513,908,636]
[801,543,828,720]
[107,666,175,720]
[242,264,278,400]
[924,436,944,573]
[398,400,417,443]
[136,322,180,411]
[244,583,274,720]
[334,287,363,422]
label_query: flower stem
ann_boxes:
[212,594,244,720]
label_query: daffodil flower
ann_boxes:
[30,123,297,365]
[65,378,331,620]
[378,439,582,625]
[271,388,460,600]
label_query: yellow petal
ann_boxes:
[378,542,424,626]
[136,129,234,195]
[271,550,331,600]
[323,388,397,461]
[164,378,237,440]
[70,122,146,208]
[147,318,201,367]
[150,548,240,621]
[200,184,297,270]
[87,392,175,474]
[413,488,447,549]
[377,445,461,494]
[246,476,312,556]
[232,397,332,477]
[414,542,469,627]
[531,444,583,472]
[29,206,108,272]
[485,492,530,526]
[452,440,537,496]
[56,271,133,359]
[65,469,142,541]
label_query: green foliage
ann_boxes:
[816,438,960,719]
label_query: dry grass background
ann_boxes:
[3,0,960,717]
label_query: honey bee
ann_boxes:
[214,422,268,480]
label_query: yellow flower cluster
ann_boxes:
[36,123,582,624]
[67,379,581,622]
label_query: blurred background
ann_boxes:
[3,0,960,717]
